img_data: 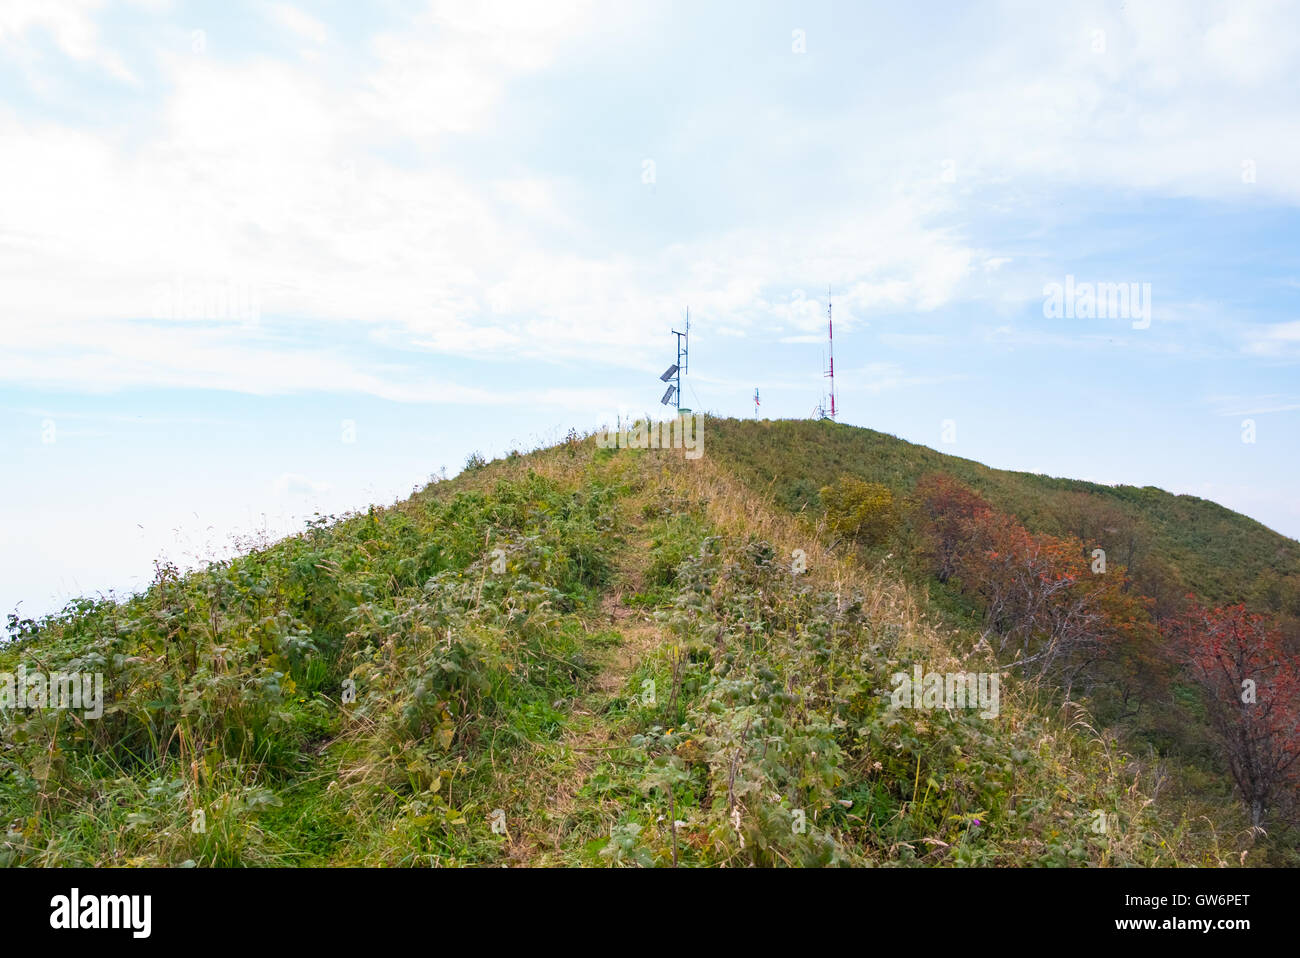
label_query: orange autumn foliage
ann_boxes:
[914,473,1156,696]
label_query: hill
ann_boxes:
[706,417,1300,612]
[0,418,1293,866]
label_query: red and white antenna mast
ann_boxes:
[824,285,837,420]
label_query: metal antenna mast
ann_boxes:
[824,286,837,421]
[660,307,690,411]
[671,308,689,410]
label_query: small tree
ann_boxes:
[912,474,1155,697]
[911,473,993,581]
[958,511,1149,696]
[820,477,896,546]
[1167,604,1300,829]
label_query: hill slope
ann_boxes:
[707,417,1300,612]
[0,421,1281,866]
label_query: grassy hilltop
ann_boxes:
[1,416,1295,866]
[707,417,1300,609]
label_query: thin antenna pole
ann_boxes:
[671,307,689,412]
[754,387,759,419]
[825,285,837,421]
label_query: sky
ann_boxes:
[2,0,1298,620]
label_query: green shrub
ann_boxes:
[820,477,897,546]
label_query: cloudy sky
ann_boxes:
[3,0,1298,618]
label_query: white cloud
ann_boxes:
[1242,321,1300,357]
[1,0,1297,402]
[360,0,597,140]
[1207,394,1300,416]
[264,3,327,46]
[0,0,134,81]
[273,472,331,497]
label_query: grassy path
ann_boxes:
[507,530,661,865]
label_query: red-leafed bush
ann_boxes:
[1167,603,1300,827]
[915,473,1155,696]
[912,473,994,582]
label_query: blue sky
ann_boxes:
[2,0,1298,619]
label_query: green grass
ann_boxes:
[706,416,1300,609]
[0,418,1283,866]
